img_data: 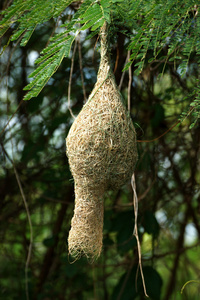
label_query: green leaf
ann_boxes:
[35,45,63,65]
[23,35,74,100]
[81,16,102,31]
[20,25,37,46]
[190,102,198,107]
[43,236,56,247]
[143,266,163,300]
[111,0,125,2]
[112,265,163,300]
[80,3,102,23]
[148,57,155,63]
[0,0,74,45]
[168,56,182,62]
[189,123,195,129]
[111,210,136,254]
[101,0,111,7]
[91,18,104,31]
[178,60,188,77]
[143,211,160,238]
[10,28,26,41]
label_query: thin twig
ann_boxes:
[127,50,132,111]
[0,100,24,137]
[181,280,200,294]
[118,52,129,91]
[3,45,33,295]
[137,120,180,143]
[1,143,33,300]
[13,166,33,300]
[114,46,119,74]
[131,174,149,297]
[127,62,148,297]
[68,39,77,119]
[116,259,135,300]
[138,178,156,201]
[45,16,61,48]
[0,35,25,137]
[42,195,71,204]
[92,35,99,65]
[78,36,87,103]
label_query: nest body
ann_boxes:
[66,22,137,260]
[67,73,137,190]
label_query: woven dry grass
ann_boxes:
[66,22,137,260]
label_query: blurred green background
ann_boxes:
[0,2,200,300]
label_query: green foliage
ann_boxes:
[178,86,200,127]
[0,0,200,127]
[0,0,108,100]
[0,0,74,42]
[124,0,200,128]
[23,35,75,100]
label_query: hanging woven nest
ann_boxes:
[66,22,137,260]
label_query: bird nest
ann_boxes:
[66,22,137,260]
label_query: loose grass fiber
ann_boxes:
[66,22,137,260]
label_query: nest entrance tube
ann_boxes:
[66,22,138,260]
